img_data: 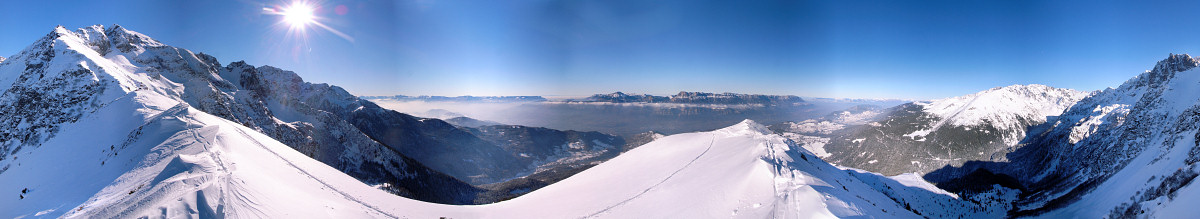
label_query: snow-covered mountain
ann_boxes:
[932,54,1200,217]
[0,23,1016,216]
[1,99,1008,218]
[811,84,1089,176]
[0,102,435,218]
[0,25,452,217]
[0,24,501,204]
[463,120,1010,218]
[580,91,670,103]
[0,24,633,205]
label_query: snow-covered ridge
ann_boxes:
[0,24,494,205]
[468,119,1008,218]
[918,84,1090,128]
[985,53,1200,217]
[913,84,1090,145]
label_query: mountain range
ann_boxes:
[576,91,807,106]
[0,24,626,206]
[6,24,1200,218]
[361,95,547,103]
[796,84,1090,176]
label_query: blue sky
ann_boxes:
[2,0,1200,99]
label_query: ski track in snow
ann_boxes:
[583,135,717,218]
[218,119,400,219]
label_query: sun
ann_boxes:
[264,1,354,43]
[282,2,315,29]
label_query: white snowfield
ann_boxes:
[1,99,439,218]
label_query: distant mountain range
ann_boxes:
[363,91,808,106]
[573,91,807,106]
[361,95,547,103]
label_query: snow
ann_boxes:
[887,173,958,198]
[0,97,459,218]
[902,129,932,140]
[781,133,833,158]
[2,108,989,218]
[783,119,845,135]
[0,24,1001,218]
[466,119,983,218]
[832,109,882,125]
[1068,104,1128,144]
[1021,56,1200,218]
[914,84,1090,145]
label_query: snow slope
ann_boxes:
[472,120,1008,218]
[963,54,1200,218]
[0,100,459,218]
[2,105,1003,218]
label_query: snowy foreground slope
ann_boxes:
[0,98,1010,218]
[0,101,438,218]
[0,24,1017,218]
[470,120,1010,218]
[2,115,1010,218]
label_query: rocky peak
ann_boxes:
[1152,53,1198,74]
[1122,53,1200,90]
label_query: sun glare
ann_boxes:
[264,1,355,44]
[282,3,315,28]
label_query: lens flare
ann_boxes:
[263,1,354,43]
[282,3,315,28]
